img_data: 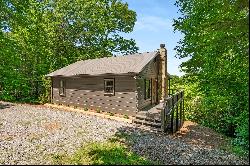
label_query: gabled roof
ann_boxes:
[46,51,163,77]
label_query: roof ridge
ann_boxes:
[132,52,158,73]
[46,51,159,77]
[63,59,91,76]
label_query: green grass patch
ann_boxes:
[231,145,249,157]
[108,112,114,116]
[219,137,249,158]
[51,153,70,165]
[123,114,129,119]
[51,140,152,165]
[96,108,101,113]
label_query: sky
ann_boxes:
[121,0,187,76]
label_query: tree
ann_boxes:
[0,0,138,102]
[173,0,249,152]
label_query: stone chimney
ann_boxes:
[159,44,168,101]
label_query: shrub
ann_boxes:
[96,108,101,113]
[84,107,88,111]
[109,112,114,116]
[123,115,129,119]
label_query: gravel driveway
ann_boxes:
[0,101,133,165]
[0,101,248,165]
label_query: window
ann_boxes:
[144,79,151,100]
[59,80,66,96]
[104,78,115,95]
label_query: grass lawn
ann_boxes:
[50,134,154,165]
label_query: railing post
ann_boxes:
[176,94,179,131]
[161,106,166,132]
[181,91,183,127]
[183,91,185,123]
[171,96,174,133]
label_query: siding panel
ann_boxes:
[52,76,137,116]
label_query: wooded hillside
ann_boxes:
[173,0,249,154]
[0,0,138,103]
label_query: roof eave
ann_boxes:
[46,72,137,77]
[136,52,159,74]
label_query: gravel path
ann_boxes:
[0,101,133,165]
[120,127,249,165]
[0,101,248,165]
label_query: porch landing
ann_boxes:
[133,103,164,130]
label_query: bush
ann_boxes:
[109,112,114,116]
[171,75,249,156]
[38,76,51,104]
[233,111,249,155]
[123,115,129,119]
[96,108,101,113]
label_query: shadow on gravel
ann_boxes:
[172,121,228,149]
[111,122,249,165]
[0,103,14,109]
[110,126,170,165]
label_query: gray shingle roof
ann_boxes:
[46,51,169,77]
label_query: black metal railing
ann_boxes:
[161,90,184,133]
[168,89,175,96]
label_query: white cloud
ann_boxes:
[135,16,173,32]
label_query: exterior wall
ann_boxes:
[136,54,160,110]
[52,75,137,116]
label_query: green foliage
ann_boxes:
[38,76,51,104]
[173,0,249,154]
[51,141,152,165]
[96,108,101,113]
[170,75,203,122]
[0,0,138,103]
[123,114,129,119]
[109,112,114,116]
[51,153,69,165]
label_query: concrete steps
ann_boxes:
[133,118,161,128]
[133,108,162,129]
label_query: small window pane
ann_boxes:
[104,79,114,95]
[105,86,113,93]
[105,80,113,87]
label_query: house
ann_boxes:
[46,44,171,116]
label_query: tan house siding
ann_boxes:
[137,54,160,110]
[48,47,169,116]
[52,76,137,116]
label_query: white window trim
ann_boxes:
[104,78,115,96]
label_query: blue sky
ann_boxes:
[121,0,187,76]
